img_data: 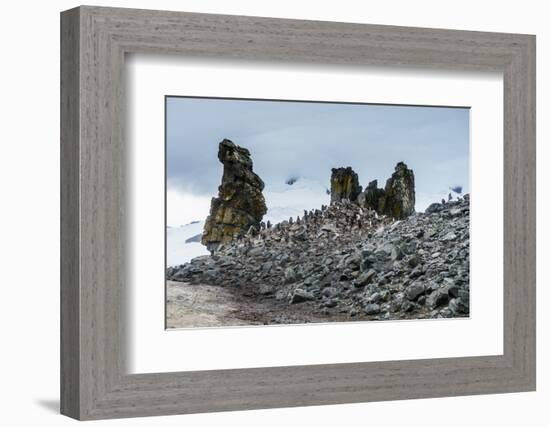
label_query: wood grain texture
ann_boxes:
[60,6,536,420]
[60,7,80,419]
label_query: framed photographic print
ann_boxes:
[164,96,471,329]
[60,5,536,420]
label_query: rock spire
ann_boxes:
[201,139,267,252]
[335,162,416,220]
[379,162,415,219]
[330,167,362,203]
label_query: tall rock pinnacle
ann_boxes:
[379,162,415,219]
[355,162,415,219]
[201,139,267,252]
[330,167,362,204]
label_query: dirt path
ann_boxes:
[166,280,349,329]
[166,281,250,328]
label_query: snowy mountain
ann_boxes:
[263,177,330,225]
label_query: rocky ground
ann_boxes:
[166,195,470,328]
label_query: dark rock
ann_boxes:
[293,226,307,241]
[363,303,381,315]
[458,289,470,301]
[405,283,425,301]
[391,245,404,261]
[355,269,376,287]
[426,287,450,308]
[409,265,424,279]
[447,284,460,298]
[284,266,297,284]
[425,203,443,214]
[449,297,469,314]
[259,284,275,295]
[330,167,362,203]
[322,287,338,298]
[248,246,264,257]
[441,231,457,241]
[401,300,415,312]
[172,270,190,281]
[345,252,361,269]
[356,163,415,220]
[202,139,267,252]
[367,292,384,304]
[375,242,395,256]
[379,162,415,219]
[323,299,338,308]
[289,288,315,304]
[407,255,419,268]
[262,261,273,273]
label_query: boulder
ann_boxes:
[355,269,376,287]
[425,202,443,214]
[363,303,381,315]
[405,282,425,301]
[426,287,450,308]
[289,288,315,304]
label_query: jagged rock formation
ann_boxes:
[201,139,267,252]
[202,158,414,254]
[380,162,415,219]
[356,162,416,220]
[357,179,385,213]
[169,195,470,324]
[330,167,362,203]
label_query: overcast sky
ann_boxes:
[166,96,469,226]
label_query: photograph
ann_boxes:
[165,96,470,328]
[51,4,539,421]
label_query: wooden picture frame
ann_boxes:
[60,5,536,420]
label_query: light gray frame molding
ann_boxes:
[61,5,536,420]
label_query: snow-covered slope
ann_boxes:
[263,177,330,225]
[166,221,209,267]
